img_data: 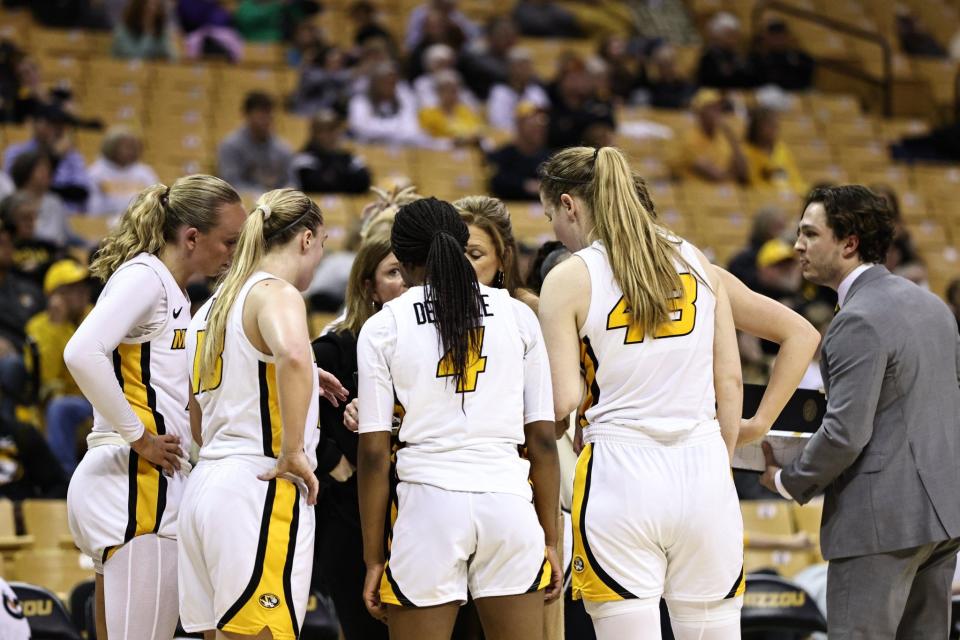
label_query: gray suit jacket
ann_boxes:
[781,266,960,560]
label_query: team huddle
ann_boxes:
[64,146,831,640]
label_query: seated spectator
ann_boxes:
[350,36,396,96]
[0,408,67,500]
[407,7,467,81]
[749,18,814,90]
[177,0,243,62]
[697,12,757,89]
[112,0,177,61]
[413,44,479,110]
[86,127,159,217]
[743,106,806,192]
[348,62,425,145]
[458,15,518,99]
[755,237,804,306]
[646,43,696,109]
[287,21,326,66]
[217,91,293,193]
[349,0,396,51]
[405,0,479,52]
[680,89,748,183]
[0,192,66,285]
[290,46,353,116]
[547,55,616,149]
[727,205,786,291]
[418,70,484,145]
[896,6,946,57]
[0,42,43,124]
[513,0,581,37]
[8,151,71,248]
[0,225,44,387]
[870,183,922,273]
[598,35,638,101]
[487,47,549,131]
[177,0,231,32]
[234,0,317,44]
[487,101,549,201]
[291,110,372,194]
[3,104,91,211]
[24,259,91,476]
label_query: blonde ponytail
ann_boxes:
[198,189,324,381]
[539,146,687,337]
[91,174,240,281]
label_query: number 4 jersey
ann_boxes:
[357,284,554,500]
[186,272,320,467]
[576,239,718,440]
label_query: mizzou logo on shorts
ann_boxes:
[258,593,280,609]
[573,556,585,573]
[3,593,23,619]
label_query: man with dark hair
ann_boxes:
[761,184,960,639]
[216,90,293,193]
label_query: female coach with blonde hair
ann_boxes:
[65,175,246,639]
[538,146,744,640]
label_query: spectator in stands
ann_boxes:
[87,127,159,217]
[513,0,581,37]
[405,0,479,52]
[234,0,287,43]
[177,0,231,32]
[458,15,518,99]
[406,7,468,81]
[749,18,814,90]
[111,0,177,61]
[291,110,372,194]
[755,237,804,307]
[870,183,922,273]
[896,6,946,57]
[418,70,484,145]
[217,91,293,193]
[547,54,616,149]
[0,225,44,364]
[526,239,570,294]
[487,47,549,131]
[349,0,396,51]
[177,0,243,62]
[3,103,91,212]
[25,259,91,476]
[348,62,425,145]
[8,151,72,248]
[727,205,787,292]
[744,106,806,192]
[350,36,395,95]
[598,35,638,102]
[0,407,68,500]
[488,101,550,201]
[947,278,960,333]
[697,11,757,89]
[681,89,748,183]
[287,21,325,66]
[646,42,696,109]
[0,41,43,124]
[290,46,353,116]
[413,44,479,110]
[0,192,66,286]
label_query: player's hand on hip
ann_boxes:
[317,367,349,408]
[343,398,359,432]
[758,441,782,495]
[544,545,563,603]
[258,450,320,506]
[363,563,388,623]
[131,431,182,475]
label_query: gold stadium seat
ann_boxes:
[22,500,71,551]
[69,216,111,244]
[309,312,341,339]
[30,28,92,56]
[242,43,285,67]
[503,201,553,245]
[11,549,94,599]
[741,500,794,536]
[151,64,215,95]
[0,499,34,552]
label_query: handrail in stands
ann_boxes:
[751,0,893,116]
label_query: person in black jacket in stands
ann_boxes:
[487,101,550,201]
[291,110,372,194]
[311,225,407,640]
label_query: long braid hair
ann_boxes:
[391,197,483,393]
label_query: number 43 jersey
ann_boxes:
[576,239,718,440]
[186,272,320,467]
[357,284,554,500]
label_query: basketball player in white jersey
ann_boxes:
[357,198,562,640]
[538,147,744,640]
[64,175,246,639]
[180,189,345,640]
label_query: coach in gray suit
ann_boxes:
[760,185,960,639]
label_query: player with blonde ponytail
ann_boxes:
[179,188,347,640]
[65,174,246,640]
[538,147,744,640]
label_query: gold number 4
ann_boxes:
[436,327,487,392]
[606,273,698,344]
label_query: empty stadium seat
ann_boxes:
[21,500,71,550]
[11,550,94,598]
[0,500,34,552]
[9,582,81,640]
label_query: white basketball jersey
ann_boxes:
[92,252,191,443]
[357,284,554,499]
[576,239,717,440]
[187,273,320,467]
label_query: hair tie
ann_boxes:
[159,185,170,207]
[259,204,272,220]
[593,147,602,162]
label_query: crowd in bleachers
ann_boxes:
[1,0,960,635]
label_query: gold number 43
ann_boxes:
[436,327,487,392]
[606,273,698,344]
